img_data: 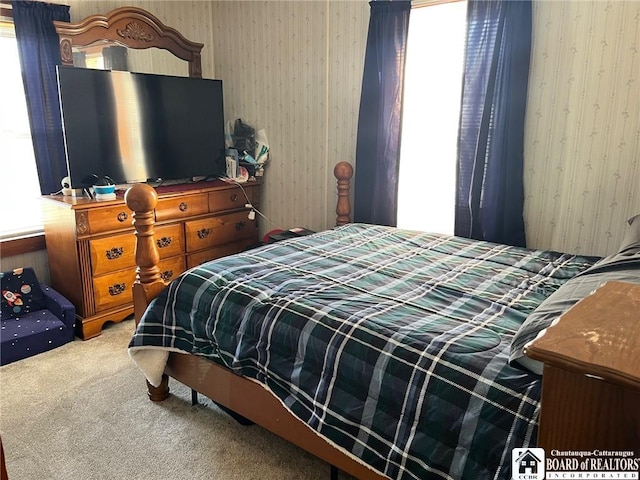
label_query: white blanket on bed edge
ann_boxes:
[128,346,178,387]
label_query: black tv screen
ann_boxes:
[56,66,226,188]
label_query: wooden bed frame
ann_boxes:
[124,163,390,479]
[125,163,640,477]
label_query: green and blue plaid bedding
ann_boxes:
[129,223,598,480]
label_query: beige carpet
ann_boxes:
[0,320,353,480]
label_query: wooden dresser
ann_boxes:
[525,281,640,451]
[42,180,261,339]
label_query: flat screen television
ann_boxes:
[56,66,226,189]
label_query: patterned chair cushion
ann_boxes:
[1,268,46,319]
[1,269,76,365]
[1,310,70,365]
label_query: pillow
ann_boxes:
[509,249,640,375]
[1,268,46,319]
[618,214,640,255]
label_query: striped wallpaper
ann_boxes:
[524,0,640,256]
[63,0,369,235]
[18,0,637,275]
[209,1,369,233]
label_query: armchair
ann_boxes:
[1,268,75,366]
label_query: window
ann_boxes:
[0,20,44,238]
[397,1,467,235]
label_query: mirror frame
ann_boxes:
[53,6,203,78]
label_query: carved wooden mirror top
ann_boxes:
[53,6,203,78]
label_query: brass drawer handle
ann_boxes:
[235,221,246,231]
[160,270,174,282]
[157,236,172,248]
[105,247,124,260]
[108,283,126,296]
[117,211,128,222]
[179,202,188,212]
[230,193,238,202]
[197,228,210,239]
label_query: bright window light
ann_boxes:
[0,22,44,238]
[397,1,467,235]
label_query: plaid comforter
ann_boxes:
[129,223,598,480]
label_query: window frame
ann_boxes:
[0,234,46,258]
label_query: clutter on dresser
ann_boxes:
[92,176,117,200]
[225,118,269,180]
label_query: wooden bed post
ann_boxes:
[124,183,170,401]
[124,183,165,323]
[334,161,353,226]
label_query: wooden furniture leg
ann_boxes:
[146,374,170,402]
[330,465,339,480]
[1,435,8,480]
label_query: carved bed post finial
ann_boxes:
[124,184,164,324]
[334,162,354,226]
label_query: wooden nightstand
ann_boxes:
[525,281,640,451]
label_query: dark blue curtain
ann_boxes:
[13,0,70,195]
[354,1,411,226]
[455,0,531,247]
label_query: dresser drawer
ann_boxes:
[153,224,184,259]
[90,224,183,276]
[90,232,136,276]
[185,212,256,253]
[82,205,133,235]
[186,238,256,269]
[93,269,137,312]
[156,193,208,222]
[208,187,250,213]
[158,256,186,283]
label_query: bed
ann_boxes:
[125,163,640,480]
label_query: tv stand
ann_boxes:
[41,180,261,339]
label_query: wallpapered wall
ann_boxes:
[24,0,636,265]
[210,1,369,232]
[63,0,369,234]
[524,0,640,256]
[207,0,639,255]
